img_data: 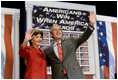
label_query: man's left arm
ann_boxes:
[73,11,96,48]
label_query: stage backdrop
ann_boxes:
[25,1,100,79]
[96,15,117,79]
[1,8,20,79]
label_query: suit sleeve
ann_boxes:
[43,48,51,66]
[19,43,29,58]
[73,26,94,48]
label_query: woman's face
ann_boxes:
[31,34,42,48]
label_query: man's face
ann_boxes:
[51,26,62,40]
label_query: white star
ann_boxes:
[98,37,101,40]
[97,26,99,30]
[99,21,102,25]
[34,9,37,13]
[103,59,106,62]
[100,53,102,57]
[82,12,86,15]
[100,32,103,36]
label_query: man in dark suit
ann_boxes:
[43,11,96,79]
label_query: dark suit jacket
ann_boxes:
[43,27,94,79]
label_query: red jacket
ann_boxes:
[19,44,47,79]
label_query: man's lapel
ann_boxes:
[50,43,61,62]
[61,39,66,61]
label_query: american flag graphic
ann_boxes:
[43,32,49,38]
[97,21,117,79]
[1,14,14,79]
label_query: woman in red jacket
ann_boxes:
[19,29,47,79]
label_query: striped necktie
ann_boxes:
[57,42,66,74]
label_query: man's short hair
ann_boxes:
[50,24,62,34]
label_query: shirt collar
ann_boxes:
[53,40,61,47]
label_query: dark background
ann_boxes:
[1,1,117,79]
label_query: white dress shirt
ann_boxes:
[53,40,62,59]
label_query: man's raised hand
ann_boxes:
[88,11,96,27]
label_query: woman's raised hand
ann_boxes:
[24,29,34,43]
